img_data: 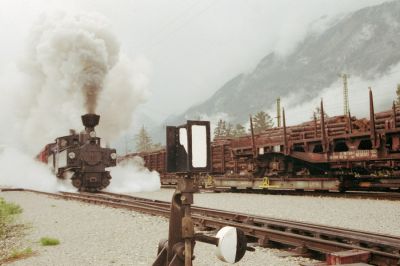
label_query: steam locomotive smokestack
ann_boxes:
[81,113,100,132]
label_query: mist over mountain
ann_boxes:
[136,0,400,145]
[168,1,400,131]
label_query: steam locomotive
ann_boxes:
[37,114,117,192]
[122,89,400,192]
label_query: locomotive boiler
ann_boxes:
[37,114,117,192]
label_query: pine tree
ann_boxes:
[252,111,273,134]
[214,119,237,138]
[225,122,233,137]
[151,142,163,151]
[312,107,329,120]
[134,126,153,152]
[214,119,224,139]
[220,120,227,136]
[396,84,400,105]
[214,119,231,138]
[232,123,246,137]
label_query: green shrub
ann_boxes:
[40,237,60,246]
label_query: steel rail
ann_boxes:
[161,185,400,201]
[53,191,400,264]
[92,191,400,246]
[61,190,400,250]
[2,188,400,265]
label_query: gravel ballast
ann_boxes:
[0,191,315,266]
[128,189,400,237]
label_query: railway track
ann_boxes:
[161,185,400,201]
[2,188,400,265]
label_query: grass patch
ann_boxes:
[40,237,60,246]
[0,198,22,215]
[0,198,29,264]
[9,247,33,259]
[0,247,35,264]
[0,197,23,237]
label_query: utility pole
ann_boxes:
[276,97,281,127]
[339,73,350,116]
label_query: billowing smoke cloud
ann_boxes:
[97,55,151,142]
[0,13,160,192]
[107,157,160,193]
[16,13,122,153]
[0,13,151,150]
[0,146,75,192]
[30,13,119,114]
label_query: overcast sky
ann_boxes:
[0,0,391,122]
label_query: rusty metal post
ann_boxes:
[153,176,196,266]
[180,177,195,266]
[167,188,185,265]
[221,144,225,173]
[347,111,353,134]
[249,115,257,158]
[369,88,378,148]
[313,113,318,138]
[154,120,211,266]
[276,97,281,127]
[320,99,328,152]
[393,101,397,129]
[282,108,288,155]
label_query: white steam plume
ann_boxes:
[0,13,160,192]
[18,13,121,153]
[32,13,119,114]
[0,147,75,192]
[97,55,151,141]
[107,157,160,193]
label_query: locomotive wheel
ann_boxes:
[72,178,82,189]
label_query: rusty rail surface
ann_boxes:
[2,188,400,265]
[213,189,400,201]
[161,185,400,201]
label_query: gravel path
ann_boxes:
[0,191,314,266]
[128,189,400,237]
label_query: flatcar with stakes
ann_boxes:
[121,89,400,192]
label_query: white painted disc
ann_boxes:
[215,226,240,263]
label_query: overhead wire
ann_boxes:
[145,0,203,44]
[140,0,221,54]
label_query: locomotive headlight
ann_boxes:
[89,131,96,138]
[68,152,76,159]
[110,152,117,160]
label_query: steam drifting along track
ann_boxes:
[2,188,400,265]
